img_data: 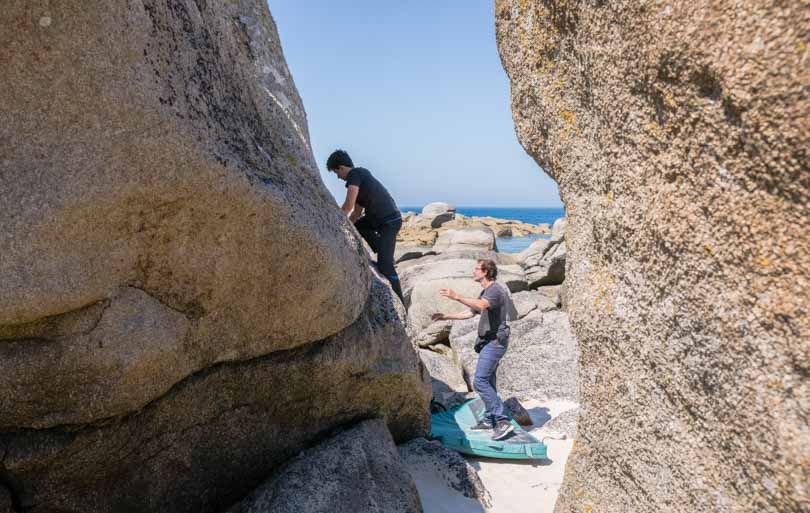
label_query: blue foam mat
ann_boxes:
[430,398,548,460]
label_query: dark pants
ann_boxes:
[354,216,403,301]
[474,337,509,423]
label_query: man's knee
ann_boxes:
[473,374,488,392]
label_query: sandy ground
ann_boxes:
[413,399,578,513]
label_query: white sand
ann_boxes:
[415,398,579,513]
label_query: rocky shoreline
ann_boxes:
[397,202,550,248]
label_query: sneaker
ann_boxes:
[492,420,515,441]
[470,419,494,430]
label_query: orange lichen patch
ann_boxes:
[592,269,615,315]
[797,39,807,52]
[665,93,676,108]
[561,110,581,138]
[645,122,663,138]
[757,256,771,267]
[519,0,531,13]
[606,190,613,206]
[561,110,575,124]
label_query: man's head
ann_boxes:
[474,259,498,283]
[326,149,354,180]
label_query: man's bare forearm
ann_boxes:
[442,311,475,321]
[452,295,488,312]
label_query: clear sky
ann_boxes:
[268,1,562,208]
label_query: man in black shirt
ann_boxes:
[326,149,403,301]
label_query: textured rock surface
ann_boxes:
[1,277,430,513]
[422,202,457,216]
[398,438,492,511]
[542,408,579,439]
[227,419,423,513]
[395,246,436,264]
[413,320,453,347]
[433,228,498,253]
[525,241,566,288]
[0,2,429,511]
[418,349,469,397]
[450,309,579,401]
[0,0,369,429]
[497,1,809,512]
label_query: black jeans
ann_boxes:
[354,215,403,301]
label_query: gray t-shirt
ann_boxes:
[475,282,511,339]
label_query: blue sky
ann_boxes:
[269,1,562,208]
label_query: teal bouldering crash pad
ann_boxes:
[430,398,548,460]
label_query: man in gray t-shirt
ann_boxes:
[431,259,515,441]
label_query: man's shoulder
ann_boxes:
[482,282,507,302]
[346,167,370,187]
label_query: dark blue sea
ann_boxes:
[401,206,565,253]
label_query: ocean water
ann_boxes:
[401,206,565,253]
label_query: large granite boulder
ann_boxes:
[398,438,492,511]
[433,227,497,253]
[397,215,440,246]
[413,319,453,348]
[1,276,430,513]
[549,217,567,243]
[449,309,579,401]
[422,202,457,217]
[0,2,429,511]
[394,246,436,264]
[525,241,566,288]
[420,202,457,229]
[497,1,809,512]
[418,348,469,398]
[227,419,423,513]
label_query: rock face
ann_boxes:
[2,276,430,513]
[497,2,809,512]
[398,438,492,511]
[422,202,457,217]
[450,309,579,402]
[521,218,567,287]
[433,227,498,253]
[228,419,423,513]
[0,2,429,511]
[418,349,469,398]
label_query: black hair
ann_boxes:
[326,149,353,170]
[478,259,498,280]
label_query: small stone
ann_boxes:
[39,16,52,27]
[504,397,533,426]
